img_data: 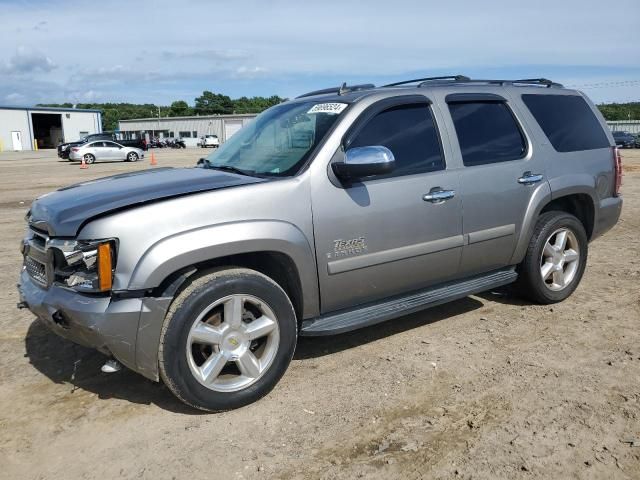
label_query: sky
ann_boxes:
[1,0,639,106]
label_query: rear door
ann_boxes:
[311,96,464,312]
[441,93,548,276]
[85,141,104,160]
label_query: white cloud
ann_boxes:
[1,47,56,74]
[0,0,638,103]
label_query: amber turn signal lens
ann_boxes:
[97,242,113,291]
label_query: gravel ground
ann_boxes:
[0,148,638,480]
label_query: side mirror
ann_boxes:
[332,146,395,181]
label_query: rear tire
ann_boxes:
[83,153,95,164]
[516,211,588,304]
[159,268,297,411]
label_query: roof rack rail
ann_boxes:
[511,78,563,88]
[432,77,563,88]
[383,75,470,87]
[383,76,563,89]
[296,83,375,99]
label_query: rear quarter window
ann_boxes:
[521,94,610,152]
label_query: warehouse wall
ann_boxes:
[0,108,101,151]
[119,114,256,143]
[0,109,30,151]
[607,120,640,134]
[59,111,101,143]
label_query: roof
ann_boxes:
[293,76,569,102]
[0,105,102,113]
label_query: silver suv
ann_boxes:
[18,76,623,411]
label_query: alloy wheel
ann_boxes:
[186,294,280,392]
[539,227,580,291]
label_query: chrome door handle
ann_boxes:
[518,172,544,185]
[423,189,455,203]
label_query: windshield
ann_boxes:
[203,100,348,177]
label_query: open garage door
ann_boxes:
[31,113,63,149]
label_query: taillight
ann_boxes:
[613,147,623,196]
[71,147,79,152]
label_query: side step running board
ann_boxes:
[300,268,517,336]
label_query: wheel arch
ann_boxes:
[155,251,306,325]
[130,220,319,319]
[539,193,595,239]
[510,182,596,265]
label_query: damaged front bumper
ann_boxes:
[17,269,171,381]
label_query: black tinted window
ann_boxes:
[449,102,526,166]
[349,103,444,176]
[522,94,609,152]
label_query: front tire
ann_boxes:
[159,268,297,411]
[126,152,139,162]
[516,211,588,304]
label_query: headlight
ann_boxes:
[56,239,116,292]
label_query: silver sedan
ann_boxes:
[69,141,145,164]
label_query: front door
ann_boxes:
[312,97,463,313]
[441,94,548,276]
[11,131,23,151]
[103,141,123,160]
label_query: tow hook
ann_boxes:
[17,301,28,309]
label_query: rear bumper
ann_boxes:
[592,196,623,241]
[17,269,171,381]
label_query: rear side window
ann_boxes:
[349,103,444,177]
[448,102,526,166]
[521,94,609,152]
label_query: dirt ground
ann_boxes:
[0,148,638,480]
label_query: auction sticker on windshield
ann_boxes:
[307,103,348,115]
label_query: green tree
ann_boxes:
[194,91,234,115]
[597,102,640,121]
[37,91,286,131]
[168,100,192,117]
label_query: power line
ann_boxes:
[567,79,640,89]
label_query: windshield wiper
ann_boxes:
[199,159,257,177]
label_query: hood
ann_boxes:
[29,167,266,237]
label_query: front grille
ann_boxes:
[25,256,47,286]
[24,227,52,287]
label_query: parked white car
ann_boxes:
[199,135,220,148]
[69,141,145,164]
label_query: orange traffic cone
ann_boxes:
[80,158,88,169]
[150,152,157,166]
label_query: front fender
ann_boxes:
[128,220,319,318]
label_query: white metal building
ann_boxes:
[118,113,257,147]
[607,120,640,134]
[0,105,102,151]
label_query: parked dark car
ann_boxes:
[612,131,636,148]
[58,132,146,159]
